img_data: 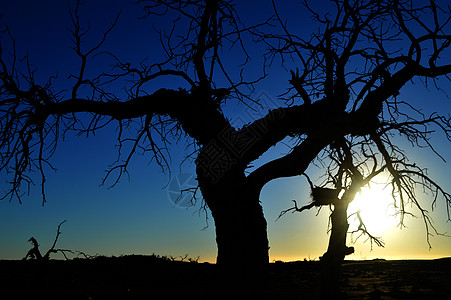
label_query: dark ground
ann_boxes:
[1,255,450,299]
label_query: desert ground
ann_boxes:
[1,256,450,299]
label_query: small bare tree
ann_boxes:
[23,220,74,260]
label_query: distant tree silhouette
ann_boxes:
[278,137,387,296]
[2,0,451,295]
[23,220,73,260]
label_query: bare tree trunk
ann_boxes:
[197,168,269,297]
[320,200,354,298]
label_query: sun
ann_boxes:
[347,180,398,236]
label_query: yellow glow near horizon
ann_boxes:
[348,180,398,237]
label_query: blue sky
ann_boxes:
[1,0,450,262]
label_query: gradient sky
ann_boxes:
[1,0,450,263]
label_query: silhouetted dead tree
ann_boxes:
[320,138,386,297]
[1,0,451,296]
[279,137,386,297]
[263,0,451,297]
[1,0,273,294]
[282,126,451,298]
[23,220,74,261]
[261,0,451,243]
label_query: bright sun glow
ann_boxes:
[348,180,399,236]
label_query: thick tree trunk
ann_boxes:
[197,167,269,297]
[213,200,269,267]
[320,200,354,299]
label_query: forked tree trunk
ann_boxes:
[197,168,269,297]
[320,200,354,298]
